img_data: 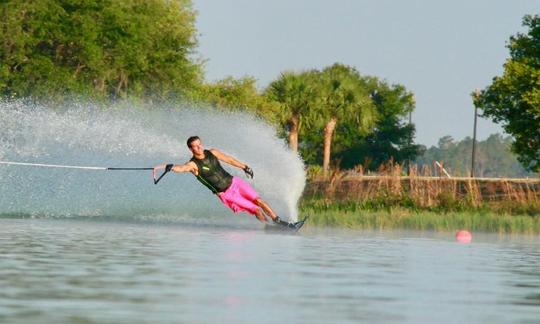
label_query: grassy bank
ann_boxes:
[300,201,540,234]
[301,165,540,233]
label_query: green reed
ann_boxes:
[300,201,540,234]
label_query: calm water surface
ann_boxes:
[1,218,539,323]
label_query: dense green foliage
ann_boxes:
[265,65,379,166]
[474,15,540,172]
[191,76,279,122]
[0,0,202,100]
[336,81,423,170]
[265,65,422,169]
[316,64,378,171]
[265,70,318,151]
[415,134,537,177]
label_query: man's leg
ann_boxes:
[231,177,288,225]
[254,198,294,227]
[254,198,278,221]
[254,209,269,223]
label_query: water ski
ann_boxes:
[265,216,308,232]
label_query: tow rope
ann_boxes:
[0,161,170,185]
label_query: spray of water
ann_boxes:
[0,99,306,224]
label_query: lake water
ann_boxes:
[1,218,539,323]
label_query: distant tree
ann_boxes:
[265,70,317,152]
[474,15,540,171]
[0,0,202,100]
[337,80,424,170]
[416,134,536,177]
[194,76,280,122]
[315,64,377,172]
[265,64,421,170]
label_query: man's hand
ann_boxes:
[243,165,254,178]
[153,163,174,185]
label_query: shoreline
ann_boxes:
[299,205,540,234]
[300,175,540,234]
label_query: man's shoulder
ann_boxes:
[208,148,222,156]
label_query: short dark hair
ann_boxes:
[187,136,200,148]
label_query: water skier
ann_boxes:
[154,136,294,227]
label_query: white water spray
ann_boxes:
[0,100,306,223]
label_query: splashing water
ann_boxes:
[0,100,306,223]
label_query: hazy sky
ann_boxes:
[192,0,540,147]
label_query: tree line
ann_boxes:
[1,1,538,172]
[415,134,538,178]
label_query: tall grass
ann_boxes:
[300,203,540,234]
[305,163,540,213]
[301,163,540,233]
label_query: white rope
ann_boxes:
[0,161,107,170]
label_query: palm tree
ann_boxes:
[317,64,377,172]
[265,71,316,152]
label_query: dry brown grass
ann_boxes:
[305,163,540,212]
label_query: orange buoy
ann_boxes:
[455,230,472,243]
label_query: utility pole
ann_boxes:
[471,89,480,178]
[407,95,414,176]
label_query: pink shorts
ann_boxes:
[218,177,260,215]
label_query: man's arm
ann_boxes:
[153,161,198,174]
[210,149,246,169]
[210,149,253,178]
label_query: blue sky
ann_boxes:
[192,0,540,147]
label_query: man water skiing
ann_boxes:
[154,136,295,228]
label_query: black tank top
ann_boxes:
[190,150,233,194]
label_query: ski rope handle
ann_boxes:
[153,164,173,185]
